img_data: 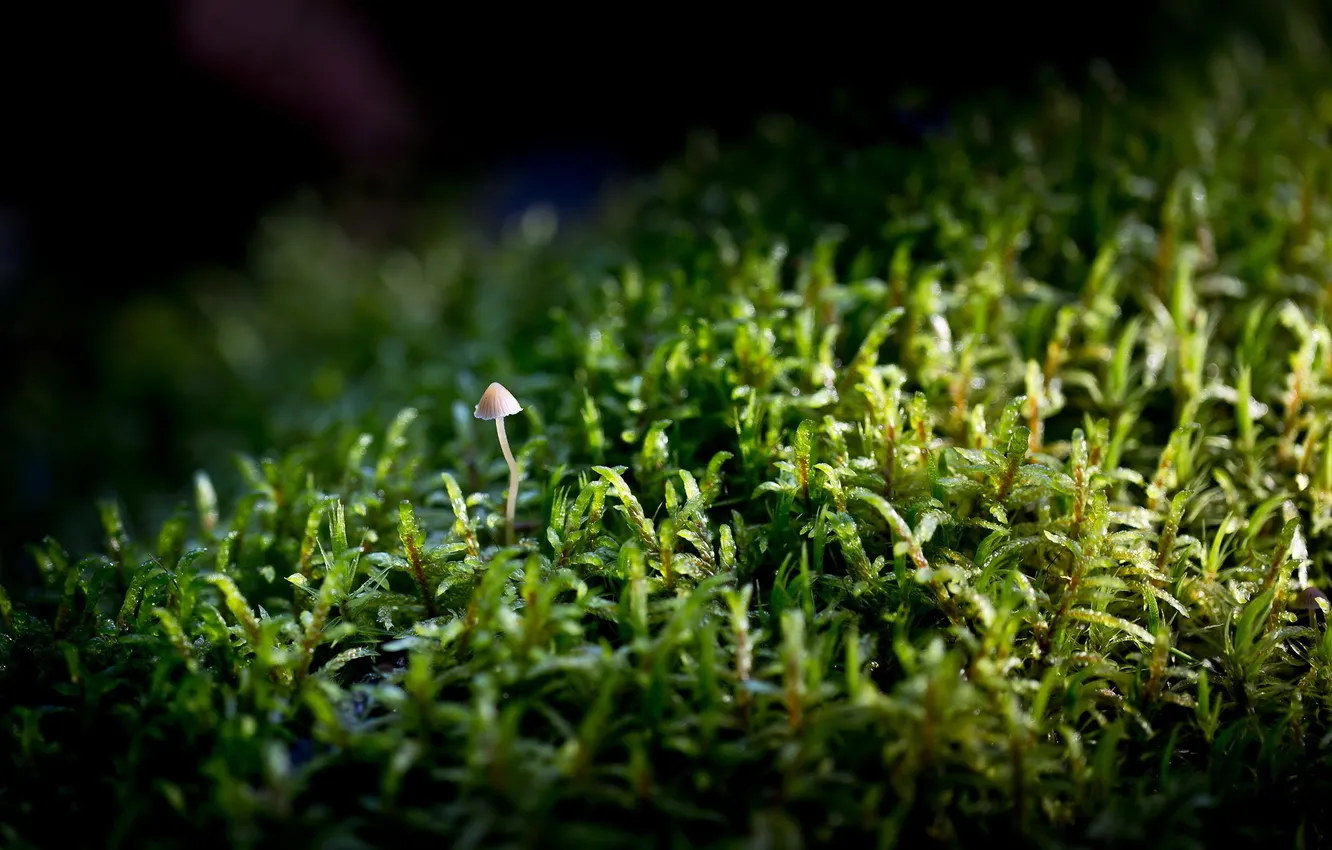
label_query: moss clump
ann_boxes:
[8,26,1332,850]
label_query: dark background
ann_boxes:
[2,0,1277,288]
[0,0,1306,580]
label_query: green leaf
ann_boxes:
[1067,608,1155,645]
[594,466,656,549]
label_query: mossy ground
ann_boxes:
[7,16,1332,850]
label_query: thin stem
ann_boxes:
[496,417,519,545]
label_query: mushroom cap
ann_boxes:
[1294,586,1329,610]
[474,382,523,420]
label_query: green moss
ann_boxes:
[10,24,1332,850]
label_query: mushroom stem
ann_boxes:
[496,417,519,545]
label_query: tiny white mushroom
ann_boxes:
[1294,586,1328,630]
[474,382,523,545]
